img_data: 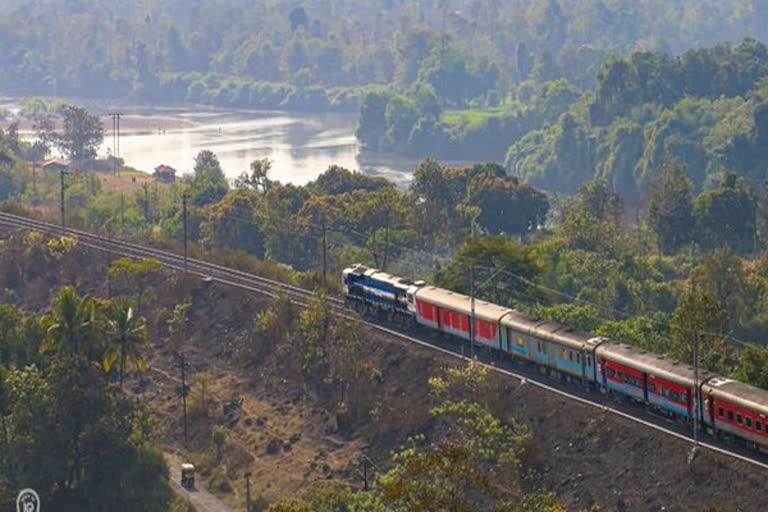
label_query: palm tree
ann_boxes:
[42,286,97,358]
[103,299,148,388]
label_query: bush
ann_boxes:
[209,467,233,493]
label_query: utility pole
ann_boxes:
[688,331,700,465]
[244,472,252,512]
[383,209,390,271]
[59,168,68,234]
[142,182,150,221]
[182,192,189,270]
[120,192,125,231]
[362,458,369,491]
[109,112,123,176]
[321,216,328,287]
[176,352,189,448]
[693,331,699,446]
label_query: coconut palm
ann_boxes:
[42,286,97,358]
[103,299,148,388]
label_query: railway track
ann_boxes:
[2,209,768,473]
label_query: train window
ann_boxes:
[728,411,734,422]
[568,351,573,361]
[606,368,615,378]
[718,407,724,418]
[737,414,743,425]
[757,422,763,433]
[576,353,582,364]
[587,357,593,368]
[648,382,656,393]
[747,417,753,429]
[537,342,544,353]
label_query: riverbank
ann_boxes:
[2,114,197,135]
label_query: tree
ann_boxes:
[103,300,148,389]
[191,150,229,207]
[467,171,549,237]
[648,160,695,256]
[689,249,750,328]
[289,6,309,32]
[570,179,623,223]
[436,236,542,308]
[378,362,530,512]
[670,286,732,373]
[212,426,227,460]
[298,195,341,282]
[693,174,756,255]
[311,165,391,195]
[235,158,273,194]
[167,302,191,352]
[356,91,391,149]
[3,343,172,510]
[41,286,98,360]
[46,105,104,162]
[384,95,419,148]
[733,344,768,390]
[258,183,311,268]
[298,291,331,375]
[107,258,163,312]
[201,190,265,257]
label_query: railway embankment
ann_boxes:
[0,226,764,511]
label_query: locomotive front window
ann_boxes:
[718,407,724,418]
[757,422,763,432]
[746,417,753,428]
[737,413,743,425]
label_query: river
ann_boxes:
[2,100,427,186]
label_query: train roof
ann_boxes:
[703,377,768,416]
[501,311,600,351]
[343,264,422,291]
[414,285,513,322]
[596,341,717,387]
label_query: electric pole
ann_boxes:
[176,351,189,448]
[182,192,189,270]
[244,472,252,512]
[142,182,150,221]
[693,331,699,446]
[120,192,125,231]
[109,112,123,175]
[59,168,68,234]
[321,216,328,287]
[383,208,390,271]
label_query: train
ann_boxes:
[343,264,768,452]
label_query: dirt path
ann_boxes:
[165,452,233,512]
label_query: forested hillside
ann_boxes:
[506,40,768,202]
[1,0,766,108]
